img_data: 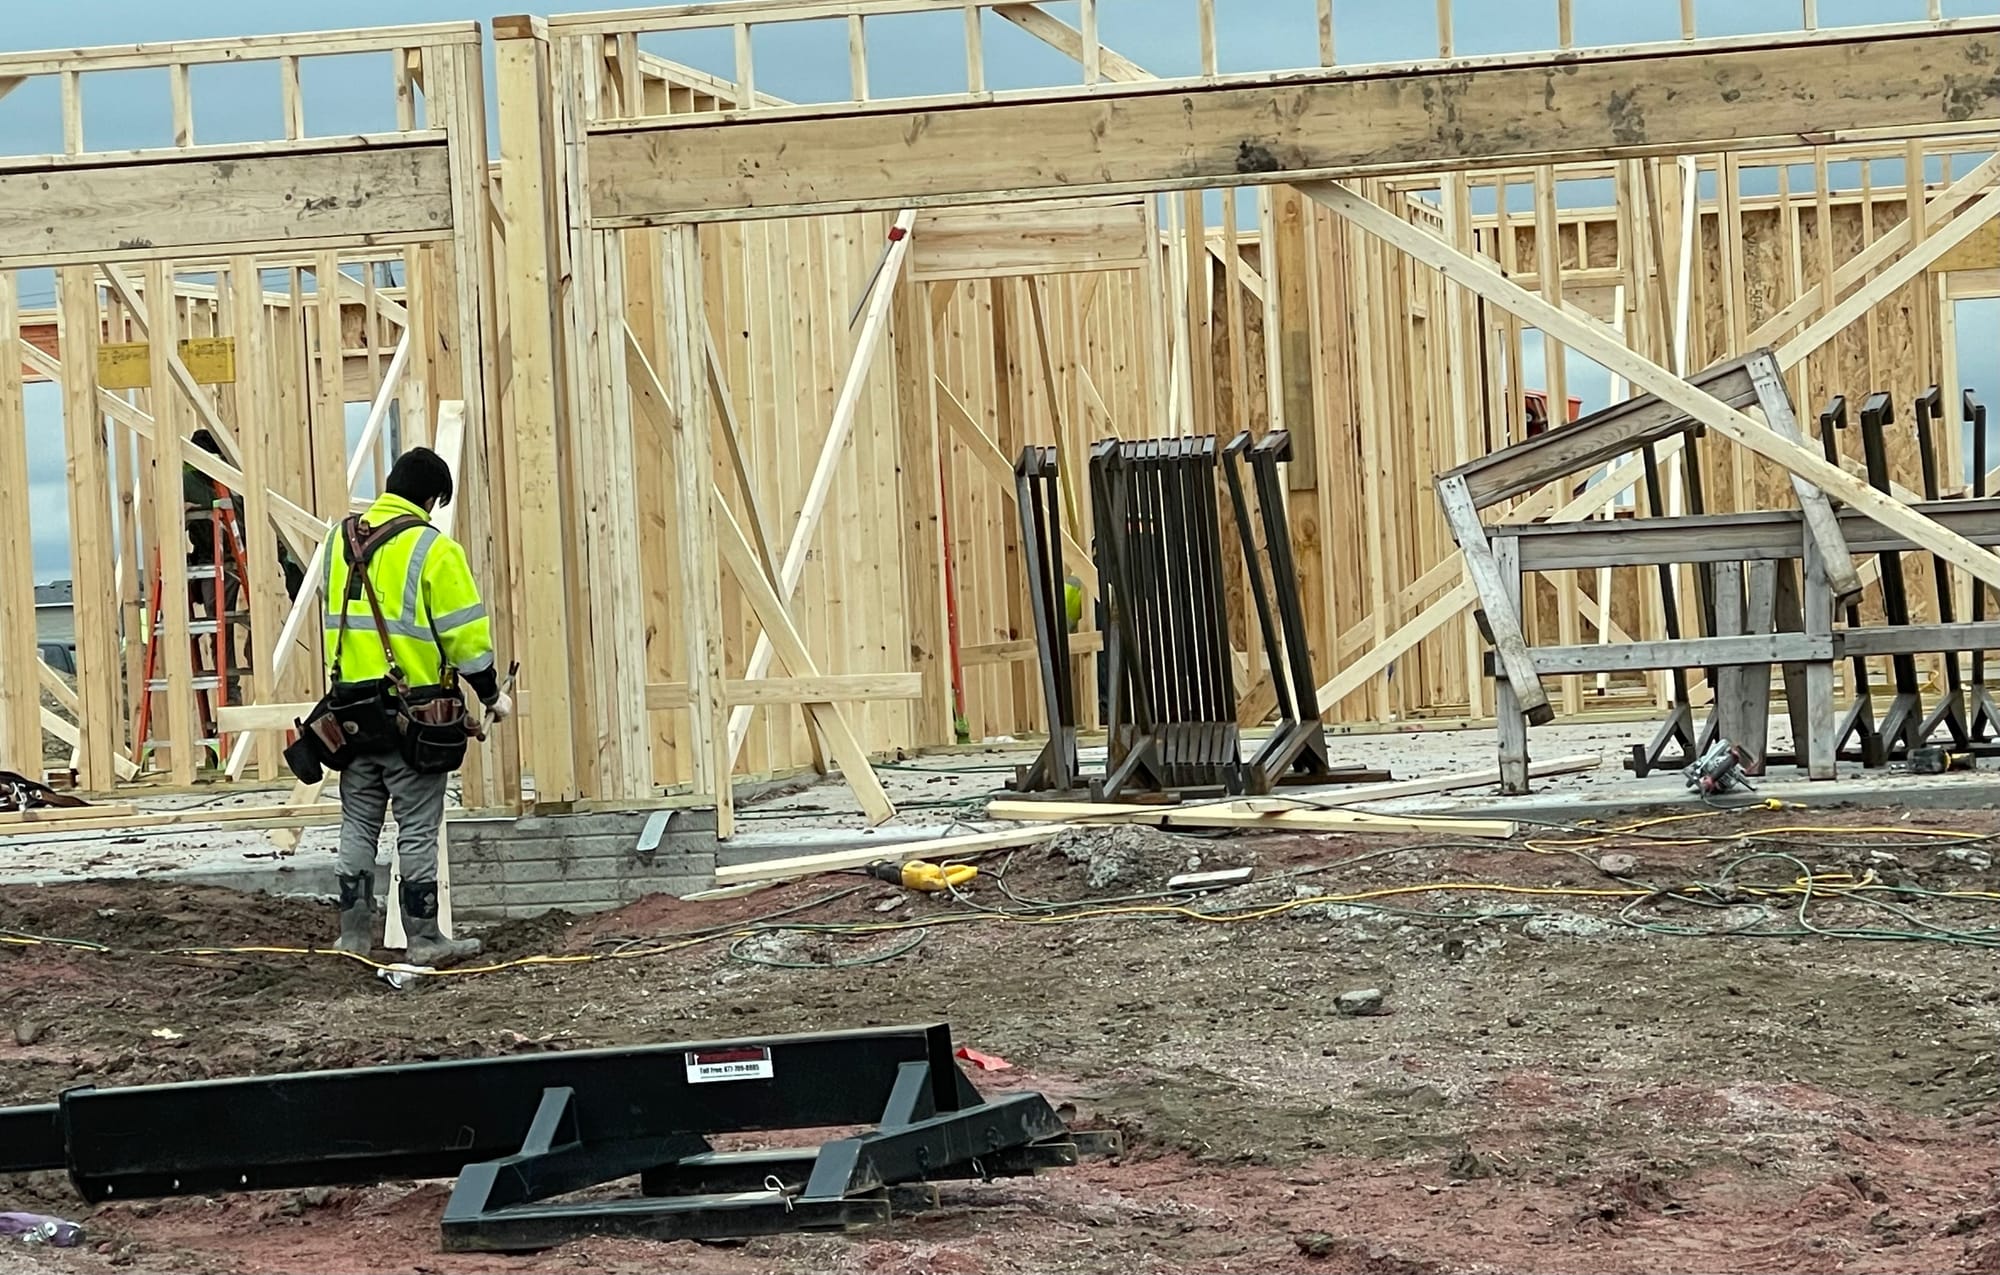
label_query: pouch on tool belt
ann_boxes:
[287,677,401,782]
[397,682,471,776]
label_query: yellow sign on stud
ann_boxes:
[95,337,238,390]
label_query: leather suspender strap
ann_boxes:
[330,513,428,686]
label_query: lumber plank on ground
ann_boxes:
[713,825,1069,885]
[0,802,342,838]
[0,803,139,825]
[984,799,1517,840]
[1293,753,1600,808]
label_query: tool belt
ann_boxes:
[396,681,471,776]
[286,514,471,782]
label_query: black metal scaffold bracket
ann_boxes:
[0,1023,1110,1253]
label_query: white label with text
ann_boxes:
[685,1046,775,1084]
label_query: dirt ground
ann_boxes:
[1,803,1997,1274]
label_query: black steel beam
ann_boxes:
[31,1023,966,1200]
[0,1103,63,1175]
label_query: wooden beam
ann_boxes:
[1449,355,1759,509]
[992,4,1152,84]
[36,708,139,781]
[583,27,2000,223]
[983,798,1517,839]
[698,322,781,580]
[1744,351,1863,602]
[711,484,897,826]
[493,23,580,804]
[0,796,339,838]
[0,272,38,771]
[643,673,927,710]
[1436,474,1553,724]
[908,196,1150,281]
[1292,753,1601,806]
[0,803,139,826]
[1301,180,2000,600]
[890,277,955,747]
[0,141,453,269]
[57,268,121,789]
[232,672,930,727]
[935,377,1095,588]
[144,261,198,785]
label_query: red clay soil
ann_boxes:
[1,804,1997,1274]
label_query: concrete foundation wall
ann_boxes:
[447,808,719,920]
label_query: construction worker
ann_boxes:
[322,447,511,966]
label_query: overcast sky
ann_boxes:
[8,0,2000,580]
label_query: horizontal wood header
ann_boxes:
[0,141,455,269]
[584,26,2000,224]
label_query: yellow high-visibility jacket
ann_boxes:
[321,492,494,688]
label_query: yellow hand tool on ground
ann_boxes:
[866,860,977,892]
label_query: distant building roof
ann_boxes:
[35,580,72,606]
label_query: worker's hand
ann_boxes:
[485,691,514,723]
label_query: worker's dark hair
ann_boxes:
[385,447,453,509]
[189,429,222,457]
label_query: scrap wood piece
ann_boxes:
[713,825,1067,886]
[984,798,1517,840]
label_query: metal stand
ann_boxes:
[1,1024,1102,1254]
[1627,436,1706,777]
[1913,386,1974,749]
[1223,430,1334,793]
[1090,437,1242,797]
[1008,446,1081,794]
[1859,393,1925,759]
[1967,391,2000,744]
[1818,396,1885,767]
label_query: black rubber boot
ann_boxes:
[334,871,375,955]
[401,880,481,967]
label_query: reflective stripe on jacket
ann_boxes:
[321,492,494,688]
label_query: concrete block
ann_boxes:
[453,849,713,887]
[484,878,710,914]
[443,805,720,915]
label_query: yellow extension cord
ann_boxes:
[5,804,1997,978]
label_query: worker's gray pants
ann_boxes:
[335,749,448,884]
